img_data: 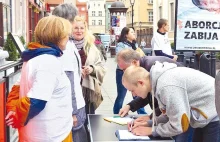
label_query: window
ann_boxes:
[98,3,100,6]
[92,11,95,16]
[148,0,153,4]
[98,20,102,25]
[148,11,153,22]
[170,3,175,31]
[94,3,95,6]
[92,20,96,25]
[98,11,102,16]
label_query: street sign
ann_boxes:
[175,0,220,51]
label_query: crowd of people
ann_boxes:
[3,2,220,142]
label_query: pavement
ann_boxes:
[96,56,153,115]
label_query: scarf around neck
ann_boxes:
[72,38,85,51]
[123,40,137,50]
[22,42,63,62]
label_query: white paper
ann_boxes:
[118,130,150,140]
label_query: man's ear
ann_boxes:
[137,80,144,86]
[131,60,138,65]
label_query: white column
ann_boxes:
[153,0,158,33]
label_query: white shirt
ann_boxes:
[141,41,146,47]
[59,40,85,109]
[151,32,172,56]
[19,54,72,142]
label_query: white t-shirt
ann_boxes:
[18,54,72,142]
[151,32,172,56]
[141,41,146,47]
[59,40,85,109]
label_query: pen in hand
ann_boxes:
[129,117,134,132]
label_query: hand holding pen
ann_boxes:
[128,116,149,132]
[128,116,135,132]
[129,119,134,132]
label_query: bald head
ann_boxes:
[122,66,151,98]
[122,66,150,86]
[116,49,141,64]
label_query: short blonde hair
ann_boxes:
[34,15,72,45]
[123,66,150,86]
[73,15,95,45]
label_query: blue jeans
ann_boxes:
[175,126,194,142]
[113,69,146,114]
[175,121,220,142]
[192,121,220,142]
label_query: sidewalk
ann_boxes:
[96,57,152,115]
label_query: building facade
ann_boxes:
[120,0,153,46]
[27,0,45,43]
[12,0,27,41]
[64,0,76,5]
[88,0,105,34]
[153,0,175,41]
[0,0,12,46]
[76,0,88,23]
[105,0,115,34]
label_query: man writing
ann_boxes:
[122,63,219,142]
[116,49,182,118]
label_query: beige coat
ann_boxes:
[82,42,106,110]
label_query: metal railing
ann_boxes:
[0,60,22,142]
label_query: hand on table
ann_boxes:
[127,120,148,131]
[119,105,130,117]
[131,126,152,136]
[135,115,150,123]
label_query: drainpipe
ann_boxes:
[10,0,12,32]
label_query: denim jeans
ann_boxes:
[175,126,194,142]
[113,69,147,114]
[175,121,220,142]
[192,121,220,142]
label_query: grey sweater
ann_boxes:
[150,62,219,137]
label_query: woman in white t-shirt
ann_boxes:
[5,16,73,142]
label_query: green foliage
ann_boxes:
[20,36,25,45]
[170,42,175,49]
[3,34,18,61]
[216,52,220,60]
[195,51,205,56]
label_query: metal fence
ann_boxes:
[0,60,22,142]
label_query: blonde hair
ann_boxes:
[122,66,150,86]
[73,15,95,46]
[34,15,72,45]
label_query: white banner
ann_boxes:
[175,0,220,51]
